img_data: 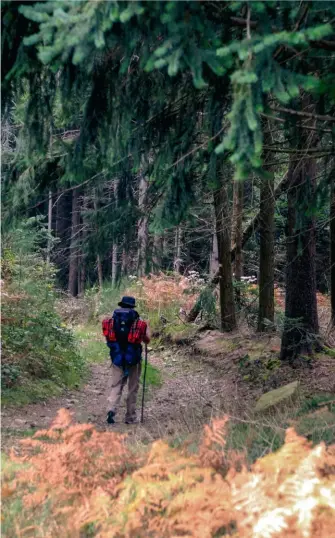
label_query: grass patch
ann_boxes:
[298,392,335,414]
[2,379,65,406]
[141,362,162,387]
[225,392,335,463]
[227,421,285,462]
[74,324,107,363]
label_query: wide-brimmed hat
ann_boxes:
[118,296,136,308]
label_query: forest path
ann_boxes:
[2,329,334,453]
[1,341,242,451]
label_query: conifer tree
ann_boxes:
[3,0,335,344]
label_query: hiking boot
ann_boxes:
[107,410,115,424]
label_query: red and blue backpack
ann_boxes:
[102,308,147,369]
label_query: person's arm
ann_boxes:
[143,322,151,344]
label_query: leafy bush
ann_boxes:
[1,220,85,403]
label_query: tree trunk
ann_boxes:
[210,230,219,276]
[138,164,149,277]
[97,254,103,290]
[231,180,244,305]
[153,233,163,272]
[174,226,182,273]
[280,150,319,360]
[121,240,129,278]
[54,190,72,288]
[47,189,52,264]
[111,243,118,288]
[213,165,236,332]
[79,256,86,297]
[68,188,80,297]
[331,168,335,325]
[93,189,104,289]
[111,178,119,287]
[187,172,289,322]
[258,173,275,332]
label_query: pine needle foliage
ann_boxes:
[6,0,335,183]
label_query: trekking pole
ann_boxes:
[141,343,148,424]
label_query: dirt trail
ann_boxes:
[3,330,334,452]
[1,342,244,451]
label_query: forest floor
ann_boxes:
[2,326,335,457]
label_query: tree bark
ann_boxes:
[153,233,164,272]
[79,255,86,297]
[280,142,319,360]
[111,244,118,287]
[210,231,219,276]
[54,190,72,288]
[47,189,52,264]
[138,163,149,277]
[68,188,80,297]
[111,178,119,287]
[174,226,182,273]
[257,173,275,332]
[187,173,289,322]
[121,245,127,278]
[231,180,244,305]
[97,254,103,290]
[331,168,335,325]
[93,190,103,290]
[213,165,236,332]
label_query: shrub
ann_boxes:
[1,220,85,403]
[124,271,206,333]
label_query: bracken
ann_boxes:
[2,410,335,538]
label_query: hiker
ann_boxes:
[102,296,150,425]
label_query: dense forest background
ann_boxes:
[2,0,335,361]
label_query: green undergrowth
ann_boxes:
[2,380,65,406]
[75,324,107,363]
[228,393,335,461]
[86,278,198,342]
[2,221,86,406]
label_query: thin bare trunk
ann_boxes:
[93,189,104,289]
[213,164,236,332]
[111,179,119,287]
[153,233,163,272]
[68,188,80,297]
[97,254,103,290]
[79,259,86,297]
[111,243,118,288]
[231,181,244,305]
[78,222,87,297]
[138,166,149,276]
[121,242,128,278]
[210,231,219,276]
[258,173,275,332]
[47,189,52,264]
[174,226,182,273]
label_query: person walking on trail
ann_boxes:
[102,296,150,425]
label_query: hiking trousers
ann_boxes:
[107,362,141,422]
